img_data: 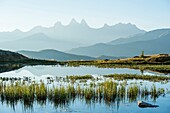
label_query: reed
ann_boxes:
[127,84,139,102]
[103,81,118,101]
[118,84,126,100]
[150,84,158,98]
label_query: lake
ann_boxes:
[0,65,170,113]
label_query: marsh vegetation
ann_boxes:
[0,73,169,110]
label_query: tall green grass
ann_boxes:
[0,80,167,109]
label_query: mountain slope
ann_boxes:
[68,31,170,57]
[0,49,28,62]
[18,49,96,61]
[108,29,170,45]
[0,33,81,51]
[0,29,26,42]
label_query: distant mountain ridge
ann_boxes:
[18,49,96,61]
[68,29,170,57]
[108,29,170,45]
[0,19,145,51]
[0,33,81,51]
[29,20,145,44]
[1,19,169,58]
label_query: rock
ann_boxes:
[138,101,159,108]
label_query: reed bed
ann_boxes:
[0,80,167,109]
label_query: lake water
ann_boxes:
[0,65,167,78]
[0,65,170,113]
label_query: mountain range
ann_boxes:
[0,19,169,58]
[108,29,170,45]
[0,33,80,51]
[68,29,170,57]
[0,19,145,51]
[18,49,126,61]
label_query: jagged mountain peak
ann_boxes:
[69,18,79,25]
[103,24,110,28]
[13,29,23,33]
[80,19,88,26]
[54,21,63,27]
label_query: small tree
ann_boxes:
[140,51,144,58]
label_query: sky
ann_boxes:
[0,0,170,32]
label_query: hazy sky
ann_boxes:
[0,0,170,32]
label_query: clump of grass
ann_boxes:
[35,82,47,100]
[127,84,139,102]
[141,86,149,98]
[103,81,118,102]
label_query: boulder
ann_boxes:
[138,101,159,108]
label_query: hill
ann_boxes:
[18,49,96,61]
[0,49,28,62]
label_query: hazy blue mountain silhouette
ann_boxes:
[18,49,96,61]
[0,33,81,51]
[0,19,145,50]
[108,29,170,45]
[68,29,170,57]
[28,19,145,45]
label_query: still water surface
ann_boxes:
[0,65,169,113]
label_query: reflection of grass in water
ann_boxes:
[0,79,167,111]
